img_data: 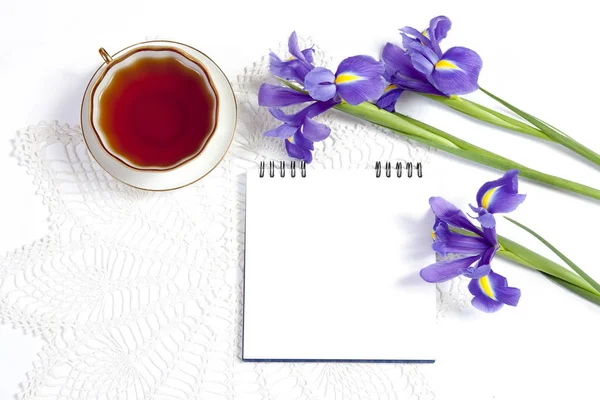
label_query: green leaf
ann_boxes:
[496,234,598,295]
[422,94,550,141]
[497,239,600,305]
[495,248,600,306]
[543,273,600,306]
[504,217,600,294]
[495,247,595,294]
[479,87,600,167]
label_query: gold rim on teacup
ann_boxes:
[89,45,221,172]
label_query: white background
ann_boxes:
[1,0,599,398]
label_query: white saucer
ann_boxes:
[80,40,237,191]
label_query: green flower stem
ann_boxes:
[424,89,600,168]
[496,246,600,307]
[422,94,550,141]
[479,87,600,167]
[479,88,600,165]
[334,101,600,201]
[543,274,600,306]
[496,235,599,296]
[504,216,600,294]
[334,102,461,149]
[452,226,599,296]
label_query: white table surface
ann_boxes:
[1,1,599,399]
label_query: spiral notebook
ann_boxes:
[242,161,437,363]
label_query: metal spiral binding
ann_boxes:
[375,161,422,178]
[259,161,307,178]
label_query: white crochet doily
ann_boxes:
[0,39,470,400]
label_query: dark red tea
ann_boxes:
[97,51,218,169]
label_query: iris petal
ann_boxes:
[477,169,517,206]
[471,295,504,313]
[487,270,508,287]
[334,55,386,105]
[429,15,452,44]
[488,190,526,214]
[376,86,403,112]
[400,26,433,50]
[468,273,486,298]
[335,56,384,80]
[432,233,490,256]
[382,43,425,82]
[304,99,338,119]
[258,84,313,107]
[477,213,496,229]
[420,255,480,283]
[391,74,444,96]
[430,46,483,96]
[288,31,307,63]
[269,107,305,125]
[293,130,314,151]
[494,286,521,307]
[464,263,491,279]
[301,117,331,142]
[408,50,436,78]
[264,123,298,139]
[481,226,498,247]
[269,52,303,83]
[468,270,520,312]
[304,67,337,102]
[285,139,312,163]
[426,16,452,56]
[469,205,497,229]
[429,197,481,235]
[271,100,337,127]
[432,220,491,256]
[477,170,526,214]
[301,48,315,64]
[268,31,315,84]
[477,246,497,269]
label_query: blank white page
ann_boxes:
[243,168,436,362]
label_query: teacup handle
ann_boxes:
[98,48,113,64]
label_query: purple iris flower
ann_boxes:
[269,31,315,84]
[260,33,389,163]
[304,55,387,106]
[258,84,338,163]
[468,270,521,313]
[421,170,525,313]
[376,42,445,112]
[262,100,338,163]
[376,16,483,111]
[469,169,526,228]
[421,197,498,283]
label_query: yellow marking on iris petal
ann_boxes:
[421,30,429,38]
[288,56,295,61]
[335,73,362,84]
[479,275,496,300]
[435,59,459,70]
[481,187,498,209]
[384,84,397,93]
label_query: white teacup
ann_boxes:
[80,41,237,191]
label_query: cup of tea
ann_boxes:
[80,41,237,190]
